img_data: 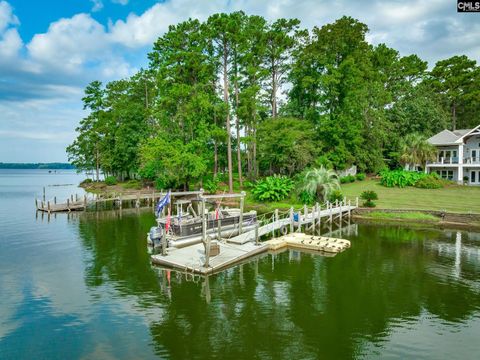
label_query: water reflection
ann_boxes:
[71,211,480,359]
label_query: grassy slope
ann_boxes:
[341,178,480,214]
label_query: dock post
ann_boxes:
[239,191,245,234]
[201,197,207,244]
[289,207,294,233]
[161,226,167,256]
[329,202,333,223]
[43,187,46,202]
[317,203,322,235]
[303,205,308,229]
[54,196,57,204]
[356,197,359,208]
[217,218,222,242]
[71,194,74,202]
[204,236,211,268]
[35,198,38,210]
[273,209,278,237]
[47,201,51,214]
[75,194,78,202]
[119,195,122,209]
[255,223,259,245]
[67,198,70,211]
[315,203,319,231]
[348,199,351,218]
[339,200,343,223]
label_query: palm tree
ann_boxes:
[299,167,340,202]
[400,133,436,170]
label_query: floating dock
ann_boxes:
[151,233,351,275]
[151,242,269,275]
[265,233,350,253]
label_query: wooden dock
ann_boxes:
[35,190,204,213]
[151,200,356,274]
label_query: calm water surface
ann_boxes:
[1,169,480,359]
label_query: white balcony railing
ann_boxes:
[464,157,480,164]
[427,157,459,165]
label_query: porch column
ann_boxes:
[458,144,464,184]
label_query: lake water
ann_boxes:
[1,169,480,359]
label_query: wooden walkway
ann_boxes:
[36,190,203,213]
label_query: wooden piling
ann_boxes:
[239,192,245,234]
[255,223,259,245]
[289,207,294,233]
[217,218,222,242]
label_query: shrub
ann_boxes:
[360,190,378,207]
[414,175,445,189]
[328,190,344,203]
[122,180,142,190]
[299,190,316,205]
[379,169,426,188]
[356,173,366,181]
[105,176,117,186]
[81,178,93,185]
[297,167,340,202]
[252,175,294,202]
[155,178,165,190]
[204,177,219,194]
[340,175,355,183]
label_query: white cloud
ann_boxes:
[28,14,109,73]
[0,0,21,60]
[0,0,18,32]
[0,27,22,59]
[90,0,103,12]
[112,0,129,5]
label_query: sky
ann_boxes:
[0,0,478,162]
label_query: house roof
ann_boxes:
[428,126,480,145]
[427,129,465,145]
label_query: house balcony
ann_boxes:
[463,157,480,165]
[426,157,459,166]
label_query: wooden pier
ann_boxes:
[35,189,204,213]
[151,199,357,274]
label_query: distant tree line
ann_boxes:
[0,162,75,169]
[67,14,480,190]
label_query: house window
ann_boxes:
[473,171,476,183]
[439,170,454,180]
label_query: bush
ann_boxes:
[360,190,378,207]
[252,175,294,202]
[105,176,117,186]
[203,177,219,194]
[122,180,142,190]
[299,190,316,205]
[81,178,93,185]
[356,173,366,181]
[328,190,344,203]
[414,175,445,189]
[340,175,355,184]
[379,169,426,188]
[154,178,165,190]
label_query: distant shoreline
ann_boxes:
[0,162,75,170]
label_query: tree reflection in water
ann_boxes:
[77,210,480,359]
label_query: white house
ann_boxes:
[426,125,480,185]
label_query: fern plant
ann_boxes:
[252,175,294,202]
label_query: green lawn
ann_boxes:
[341,178,480,214]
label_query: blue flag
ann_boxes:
[155,190,170,217]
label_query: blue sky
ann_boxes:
[0,0,479,162]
